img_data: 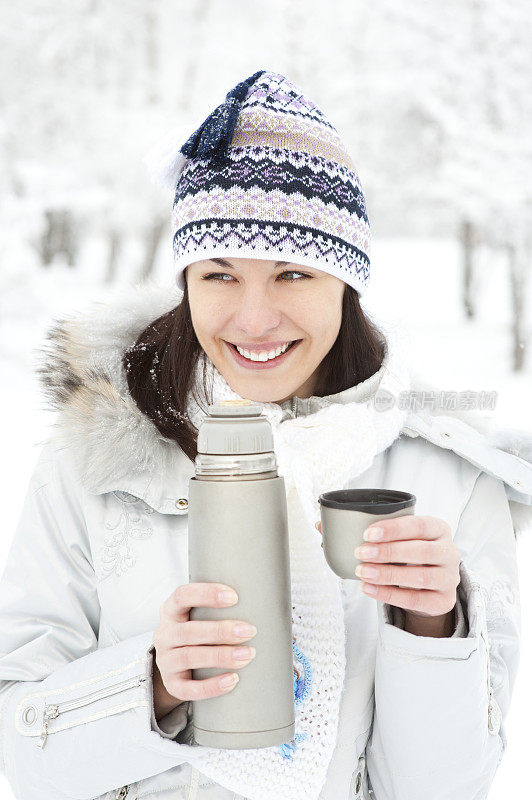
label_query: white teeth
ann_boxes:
[235,341,293,361]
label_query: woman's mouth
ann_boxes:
[224,339,302,370]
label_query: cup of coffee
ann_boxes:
[318,489,416,580]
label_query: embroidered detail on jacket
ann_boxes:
[477,577,517,692]
[277,636,312,760]
[480,578,517,632]
[98,491,155,581]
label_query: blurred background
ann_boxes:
[1,1,531,797]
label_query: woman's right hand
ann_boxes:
[152,583,257,721]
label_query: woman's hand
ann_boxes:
[152,583,257,722]
[315,516,461,621]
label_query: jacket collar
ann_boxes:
[36,280,532,517]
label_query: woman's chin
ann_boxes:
[221,370,295,404]
[230,383,291,405]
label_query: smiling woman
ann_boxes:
[1,67,526,800]
[123,255,385,463]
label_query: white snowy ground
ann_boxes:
[0,236,530,798]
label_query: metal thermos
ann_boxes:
[187,399,295,748]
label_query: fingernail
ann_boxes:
[355,545,378,559]
[220,673,239,688]
[314,521,320,530]
[355,564,379,579]
[218,590,238,605]
[363,527,383,542]
[233,646,256,660]
[233,623,257,637]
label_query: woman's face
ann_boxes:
[186,257,345,404]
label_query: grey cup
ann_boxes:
[188,400,295,749]
[318,489,416,580]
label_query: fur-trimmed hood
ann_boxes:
[35,281,194,500]
[34,280,532,527]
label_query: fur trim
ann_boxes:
[35,280,185,493]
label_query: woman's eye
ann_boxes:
[202,273,233,281]
[280,271,311,281]
[202,271,311,282]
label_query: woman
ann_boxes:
[0,70,530,800]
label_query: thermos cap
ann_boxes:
[207,400,265,417]
[197,401,274,456]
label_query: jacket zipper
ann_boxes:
[291,396,297,417]
[478,604,500,734]
[37,674,147,749]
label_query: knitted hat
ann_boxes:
[146,70,371,296]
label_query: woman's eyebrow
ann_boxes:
[209,258,291,269]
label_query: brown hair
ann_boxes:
[123,279,385,464]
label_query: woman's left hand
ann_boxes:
[315,515,461,618]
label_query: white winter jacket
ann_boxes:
[0,283,531,800]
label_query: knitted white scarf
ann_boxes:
[182,328,411,800]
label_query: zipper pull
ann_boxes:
[37,705,59,749]
[115,786,129,799]
[487,686,501,735]
[479,621,500,734]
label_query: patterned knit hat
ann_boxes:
[146,70,371,296]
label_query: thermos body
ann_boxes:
[187,401,296,749]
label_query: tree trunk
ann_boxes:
[40,209,78,267]
[460,219,476,319]
[508,242,527,372]
[144,0,159,107]
[105,229,122,284]
[139,217,166,282]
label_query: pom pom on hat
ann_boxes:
[142,127,190,191]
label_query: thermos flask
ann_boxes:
[187,399,295,748]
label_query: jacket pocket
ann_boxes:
[16,672,147,750]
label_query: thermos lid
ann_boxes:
[197,400,275,456]
[206,399,265,417]
[319,488,416,513]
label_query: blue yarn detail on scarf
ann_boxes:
[179,70,266,163]
[277,641,313,760]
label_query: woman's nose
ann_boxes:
[233,298,282,334]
